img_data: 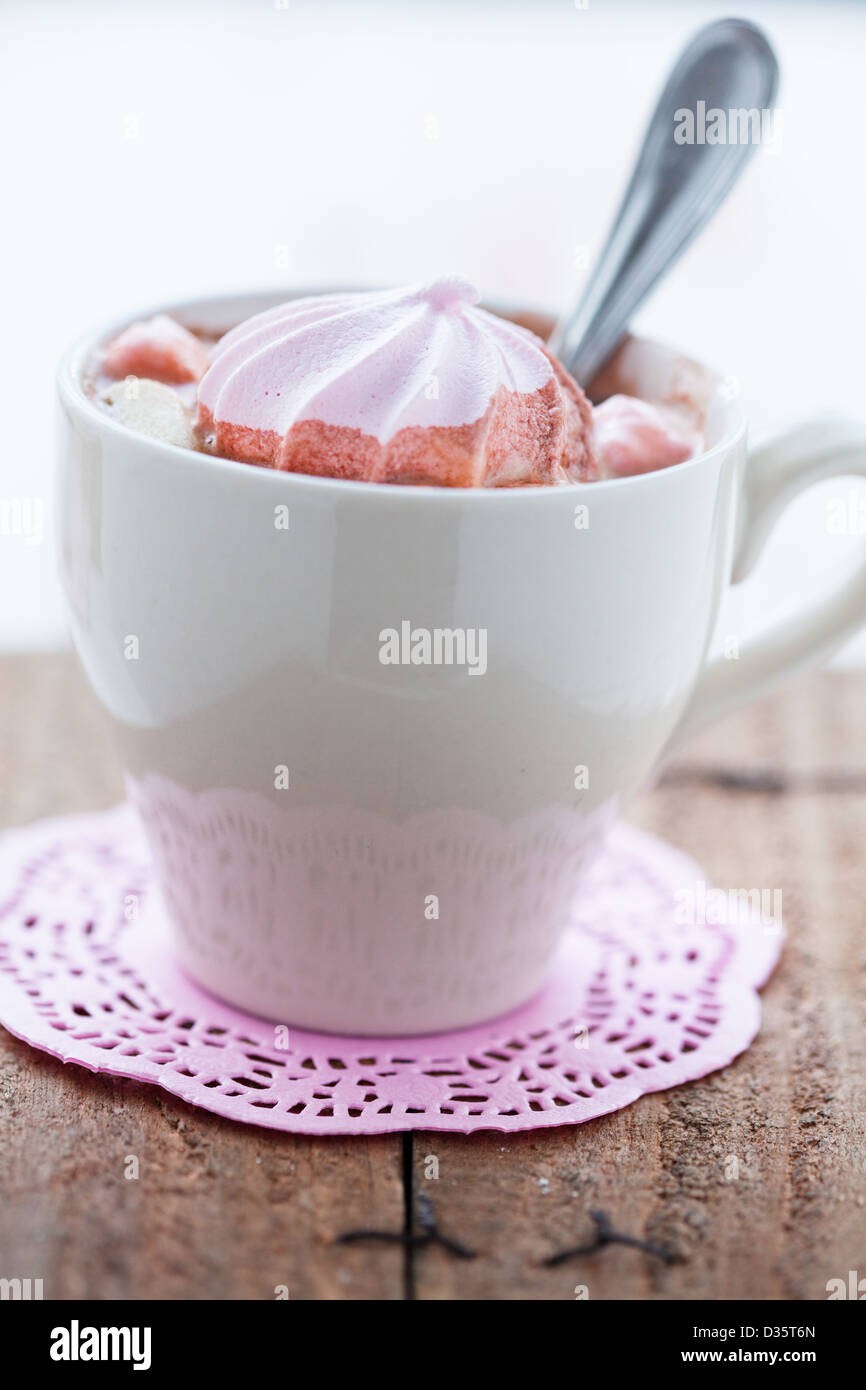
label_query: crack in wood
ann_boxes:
[337,1191,477,1264]
[661,764,866,795]
[544,1210,679,1267]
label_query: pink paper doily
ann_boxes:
[0,805,783,1135]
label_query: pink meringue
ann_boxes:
[593,393,699,479]
[195,277,599,486]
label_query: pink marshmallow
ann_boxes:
[593,394,699,478]
[102,314,210,385]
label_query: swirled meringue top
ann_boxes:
[197,276,556,443]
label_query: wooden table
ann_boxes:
[1,654,864,1301]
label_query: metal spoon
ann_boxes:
[550,17,779,387]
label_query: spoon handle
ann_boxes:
[551,17,779,387]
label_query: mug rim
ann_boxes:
[57,286,747,503]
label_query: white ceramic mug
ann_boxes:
[57,290,866,1034]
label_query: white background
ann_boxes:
[2,0,865,657]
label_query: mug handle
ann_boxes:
[674,415,866,743]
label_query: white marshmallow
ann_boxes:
[101,377,195,450]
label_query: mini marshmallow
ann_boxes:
[101,377,196,450]
[593,394,699,478]
[102,314,210,385]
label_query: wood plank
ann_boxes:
[5,655,864,1300]
[0,654,405,1301]
[412,672,866,1300]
